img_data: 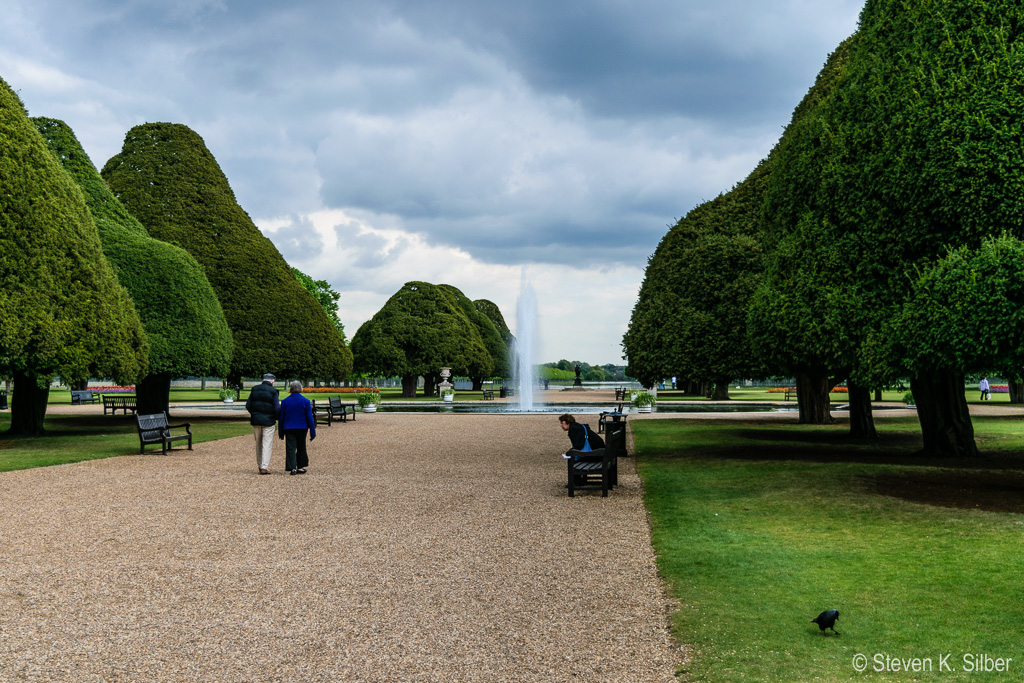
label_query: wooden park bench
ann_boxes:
[103,394,138,415]
[312,397,356,425]
[311,399,332,426]
[598,403,627,434]
[481,389,495,400]
[784,386,797,401]
[328,396,356,422]
[136,413,192,454]
[566,446,618,497]
[499,386,516,398]
[71,389,101,405]
[614,387,628,401]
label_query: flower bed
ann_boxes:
[91,386,135,393]
[301,387,378,394]
[765,386,849,393]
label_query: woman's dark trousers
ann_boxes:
[284,429,309,471]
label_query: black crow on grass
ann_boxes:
[812,609,840,635]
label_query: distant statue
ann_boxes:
[574,364,583,387]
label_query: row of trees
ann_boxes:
[540,360,630,382]
[2,76,354,434]
[625,0,1024,457]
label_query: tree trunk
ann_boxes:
[710,379,730,400]
[1008,380,1024,404]
[423,373,438,398]
[911,370,978,458]
[401,375,418,398]
[137,372,172,416]
[874,387,882,402]
[8,370,50,435]
[848,382,877,439]
[471,377,483,391]
[796,371,833,424]
[69,378,88,391]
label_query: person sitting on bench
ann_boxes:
[558,413,604,458]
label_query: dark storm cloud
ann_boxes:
[2,0,863,272]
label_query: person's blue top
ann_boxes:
[278,392,316,438]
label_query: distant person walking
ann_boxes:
[980,377,991,401]
[278,380,317,475]
[246,373,280,474]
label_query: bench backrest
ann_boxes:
[605,424,627,458]
[137,413,170,439]
[329,396,343,408]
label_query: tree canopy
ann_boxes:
[350,281,499,396]
[793,0,1024,454]
[1,77,147,433]
[33,117,233,413]
[101,123,353,382]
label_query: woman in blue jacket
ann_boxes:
[278,381,317,475]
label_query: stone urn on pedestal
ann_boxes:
[439,366,455,401]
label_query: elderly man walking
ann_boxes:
[246,373,280,474]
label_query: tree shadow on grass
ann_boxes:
[674,422,1024,514]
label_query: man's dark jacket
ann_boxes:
[246,381,280,426]
[568,422,604,451]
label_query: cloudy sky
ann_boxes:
[2,0,862,366]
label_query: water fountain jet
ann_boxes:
[514,268,540,412]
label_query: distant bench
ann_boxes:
[614,387,628,401]
[71,390,101,405]
[481,389,495,400]
[312,397,357,425]
[103,395,138,415]
[136,413,192,454]
[784,387,797,401]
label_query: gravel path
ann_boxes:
[0,412,681,682]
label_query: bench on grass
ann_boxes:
[566,446,618,497]
[136,413,192,454]
[481,389,495,400]
[598,403,627,434]
[71,390,101,405]
[784,386,797,401]
[614,387,628,401]
[103,394,138,415]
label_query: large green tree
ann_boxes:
[0,78,147,434]
[33,117,233,415]
[784,0,1024,456]
[350,281,492,397]
[747,36,859,428]
[439,286,510,389]
[101,123,352,383]
[624,160,768,398]
[869,234,1024,452]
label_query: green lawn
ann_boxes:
[633,417,1024,681]
[655,386,1013,405]
[0,411,251,471]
